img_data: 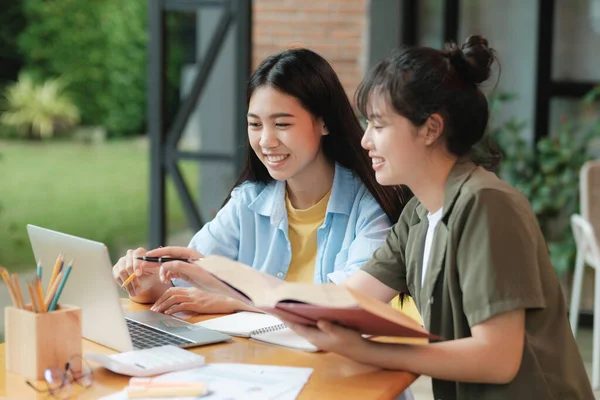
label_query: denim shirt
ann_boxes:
[183,164,392,284]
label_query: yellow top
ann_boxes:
[285,189,331,283]
[284,188,422,324]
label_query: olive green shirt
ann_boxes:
[362,161,593,400]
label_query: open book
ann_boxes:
[180,255,435,339]
[195,312,318,352]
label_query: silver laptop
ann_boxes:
[27,224,231,352]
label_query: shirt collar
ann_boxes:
[415,160,478,221]
[248,163,356,226]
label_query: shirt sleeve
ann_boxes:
[173,189,241,288]
[327,194,392,284]
[358,198,418,293]
[456,189,546,327]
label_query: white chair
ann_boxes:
[570,160,600,389]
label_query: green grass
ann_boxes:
[0,138,199,272]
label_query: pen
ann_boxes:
[135,256,196,263]
[121,257,200,289]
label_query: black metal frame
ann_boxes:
[534,0,596,142]
[443,0,459,44]
[401,0,418,46]
[401,0,596,144]
[400,0,459,46]
[147,0,251,248]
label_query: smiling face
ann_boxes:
[361,93,425,186]
[247,85,328,183]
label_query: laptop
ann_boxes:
[27,224,231,352]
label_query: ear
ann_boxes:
[421,113,444,146]
[316,117,328,136]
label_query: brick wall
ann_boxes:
[252,0,368,100]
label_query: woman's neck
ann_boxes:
[286,152,335,210]
[410,154,458,214]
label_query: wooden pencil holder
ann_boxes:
[4,304,82,381]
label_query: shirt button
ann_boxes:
[276,272,284,278]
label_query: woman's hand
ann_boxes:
[158,259,214,287]
[112,247,161,296]
[150,286,244,315]
[113,246,204,298]
[286,320,370,359]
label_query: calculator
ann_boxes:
[85,345,206,377]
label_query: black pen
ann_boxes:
[136,256,197,263]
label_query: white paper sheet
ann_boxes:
[100,363,313,400]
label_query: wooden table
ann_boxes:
[0,300,420,399]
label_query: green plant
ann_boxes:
[18,0,149,137]
[19,0,110,129]
[489,89,600,275]
[0,74,79,139]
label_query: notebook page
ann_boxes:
[194,312,283,337]
[251,327,319,352]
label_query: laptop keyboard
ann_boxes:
[126,318,193,349]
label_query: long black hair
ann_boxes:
[226,48,405,222]
[356,35,501,170]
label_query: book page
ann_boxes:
[194,256,286,305]
[192,256,435,338]
[195,256,359,308]
[261,283,358,308]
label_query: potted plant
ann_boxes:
[488,88,600,276]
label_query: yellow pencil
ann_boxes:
[35,277,45,312]
[47,253,63,293]
[121,273,136,288]
[44,271,63,311]
[0,267,20,309]
[32,280,45,313]
[12,274,26,310]
[27,283,41,313]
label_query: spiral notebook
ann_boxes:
[195,312,318,352]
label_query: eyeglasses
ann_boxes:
[26,355,93,399]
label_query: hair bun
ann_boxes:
[445,35,494,84]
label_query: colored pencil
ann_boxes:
[34,276,44,311]
[121,273,136,288]
[44,271,63,311]
[0,267,20,309]
[48,261,73,312]
[47,253,63,294]
[27,283,41,313]
[11,274,25,310]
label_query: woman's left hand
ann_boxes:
[286,320,369,358]
[150,286,240,315]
